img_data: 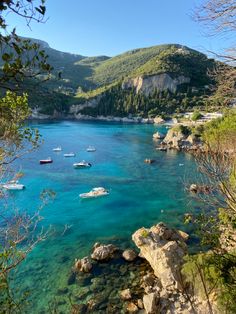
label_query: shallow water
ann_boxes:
[9,120,198,313]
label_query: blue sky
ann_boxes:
[7,0,232,57]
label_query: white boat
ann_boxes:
[80,187,109,199]
[73,160,92,168]
[2,180,25,190]
[86,146,96,152]
[53,146,62,152]
[64,153,76,157]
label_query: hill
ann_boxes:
[2,38,218,117]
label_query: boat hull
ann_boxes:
[3,184,25,190]
[40,160,53,164]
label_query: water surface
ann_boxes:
[10,121,197,312]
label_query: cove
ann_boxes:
[10,120,198,313]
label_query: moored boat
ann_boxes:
[80,187,109,199]
[64,153,76,157]
[53,146,62,152]
[73,160,91,168]
[2,180,25,190]
[40,157,53,164]
[86,146,96,152]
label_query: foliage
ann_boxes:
[0,1,55,312]
[78,83,211,117]
[182,252,236,313]
[191,110,203,121]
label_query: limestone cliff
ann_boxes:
[122,73,190,95]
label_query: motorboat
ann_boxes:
[86,146,96,152]
[53,146,62,152]
[40,157,53,164]
[64,153,76,157]
[80,187,109,199]
[73,160,91,168]
[2,180,25,190]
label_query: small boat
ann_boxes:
[86,146,96,152]
[64,153,76,157]
[53,146,62,152]
[40,157,53,164]
[156,147,167,152]
[2,180,25,190]
[73,160,91,168]
[80,187,109,199]
[144,158,155,164]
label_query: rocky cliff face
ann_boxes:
[122,73,190,95]
[69,96,102,116]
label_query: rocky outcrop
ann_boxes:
[160,126,202,151]
[91,243,118,261]
[122,249,138,262]
[132,222,188,291]
[153,131,165,140]
[122,73,190,96]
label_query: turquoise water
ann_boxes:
[10,121,197,312]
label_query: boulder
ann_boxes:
[189,184,211,194]
[126,302,139,313]
[143,292,160,314]
[154,116,165,124]
[91,244,118,261]
[120,288,132,300]
[74,256,92,273]
[132,223,188,291]
[153,132,165,140]
[122,249,138,262]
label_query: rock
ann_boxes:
[74,256,92,273]
[56,287,69,295]
[91,243,118,261]
[154,116,165,124]
[122,74,190,96]
[126,302,139,313]
[132,222,188,290]
[153,132,165,140]
[122,249,138,262]
[144,159,155,164]
[120,288,132,300]
[137,299,144,309]
[143,292,160,314]
[67,270,76,285]
[189,184,211,194]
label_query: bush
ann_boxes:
[192,110,203,121]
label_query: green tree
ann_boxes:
[0,1,54,312]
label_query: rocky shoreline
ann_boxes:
[66,222,217,314]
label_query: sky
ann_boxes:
[6,0,233,57]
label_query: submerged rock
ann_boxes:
[120,288,132,300]
[132,222,188,290]
[91,243,118,261]
[122,249,138,262]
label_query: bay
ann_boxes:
[9,120,197,312]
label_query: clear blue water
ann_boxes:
[9,120,198,312]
